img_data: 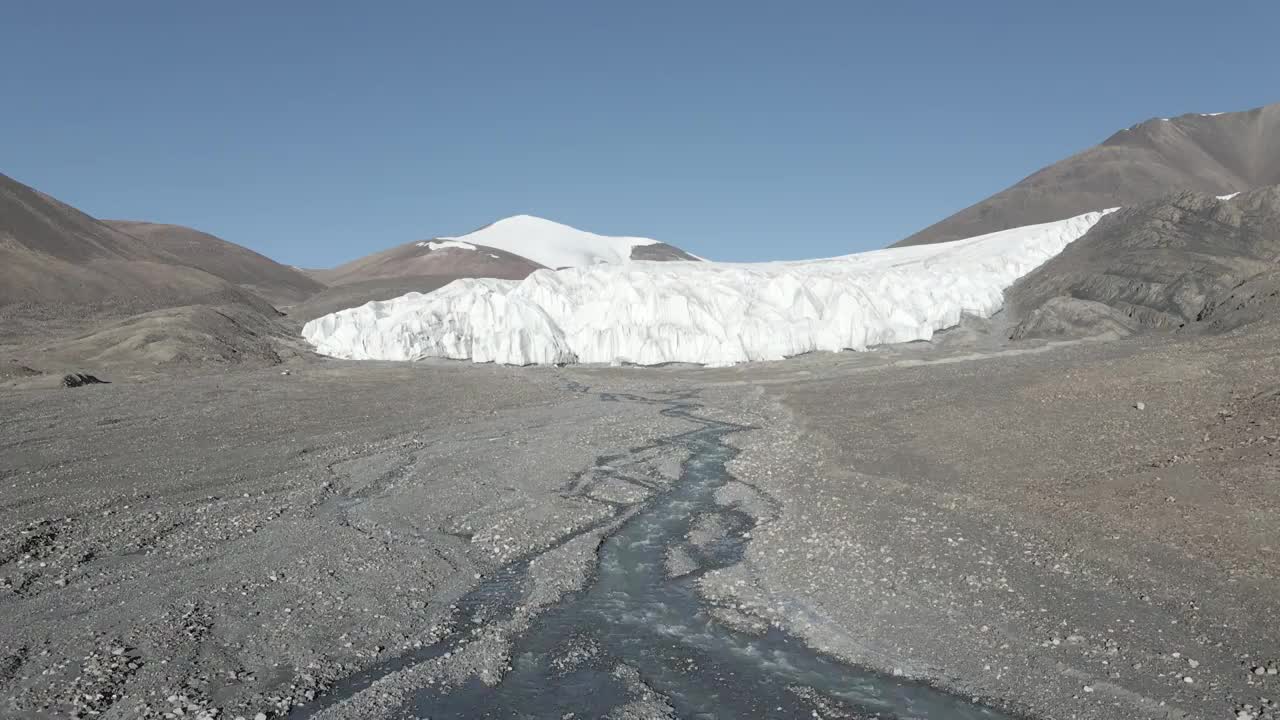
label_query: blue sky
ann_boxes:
[3,2,1277,265]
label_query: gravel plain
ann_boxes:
[684,321,1280,720]
[0,362,691,719]
[2,319,1278,719]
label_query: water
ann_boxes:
[301,390,1016,719]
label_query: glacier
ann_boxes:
[301,210,1112,367]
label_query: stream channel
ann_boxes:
[302,388,1016,719]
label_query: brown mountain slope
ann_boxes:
[0,173,264,315]
[106,221,325,306]
[1007,186,1280,339]
[0,172,298,371]
[896,103,1280,247]
[288,275,468,324]
[33,304,312,369]
[315,240,544,286]
[0,173,152,263]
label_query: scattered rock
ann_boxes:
[1250,660,1280,676]
[62,373,108,388]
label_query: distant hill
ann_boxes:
[303,215,702,318]
[430,214,700,269]
[0,172,307,370]
[314,238,544,287]
[316,214,700,287]
[106,221,325,307]
[896,102,1280,247]
[0,172,263,320]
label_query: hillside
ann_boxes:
[0,172,308,370]
[0,172,305,320]
[896,103,1280,247]
[314,215,701,290]
[0,172,240,314]
[107,221,325,306]
[288,275,473,324]
[315,238,543,287]
[1007,186,1280,339]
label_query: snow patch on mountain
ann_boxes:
[302,210,1113,367]
[416,240,477,251]
[441,215,659,269]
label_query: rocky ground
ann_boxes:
[2,319,1278,719]
[685,320,1280,720]
[0,362,691,719]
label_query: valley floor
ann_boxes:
[1,322,1278,719]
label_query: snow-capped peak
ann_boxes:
[440,214,659,269]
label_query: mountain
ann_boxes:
[301,215,702,318]
[437,214,699,269]
[1007,186,1280,339]
[34,304,312,369]
[314,214,701,287]
[106,221,325,306]
[0,172,305,369]
[313,238,544,287]
[288,276,481,324]
[0,172,264,319]
[896,103,1280,247]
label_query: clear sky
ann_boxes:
[3,1,1277,266]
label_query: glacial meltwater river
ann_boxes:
[303,389,1015,719]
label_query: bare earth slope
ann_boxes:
[896,103,1280,247]
[312,215,702,296]
[106,221,325,307]
[1007,186,1280,339]
[1,173,310,371]
[315,240,543,286]
[18,304,313,380]
[0,173,243,314]
[288,275,465,324]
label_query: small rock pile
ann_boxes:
[65,644,141,718]
[61,373,107,388]
[1235,697,1275,720]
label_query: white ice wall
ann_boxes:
[302,210,1112,366]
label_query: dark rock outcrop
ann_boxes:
[1008,187,1280,339]
[61,373,107,388]
[630,243,700,261]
